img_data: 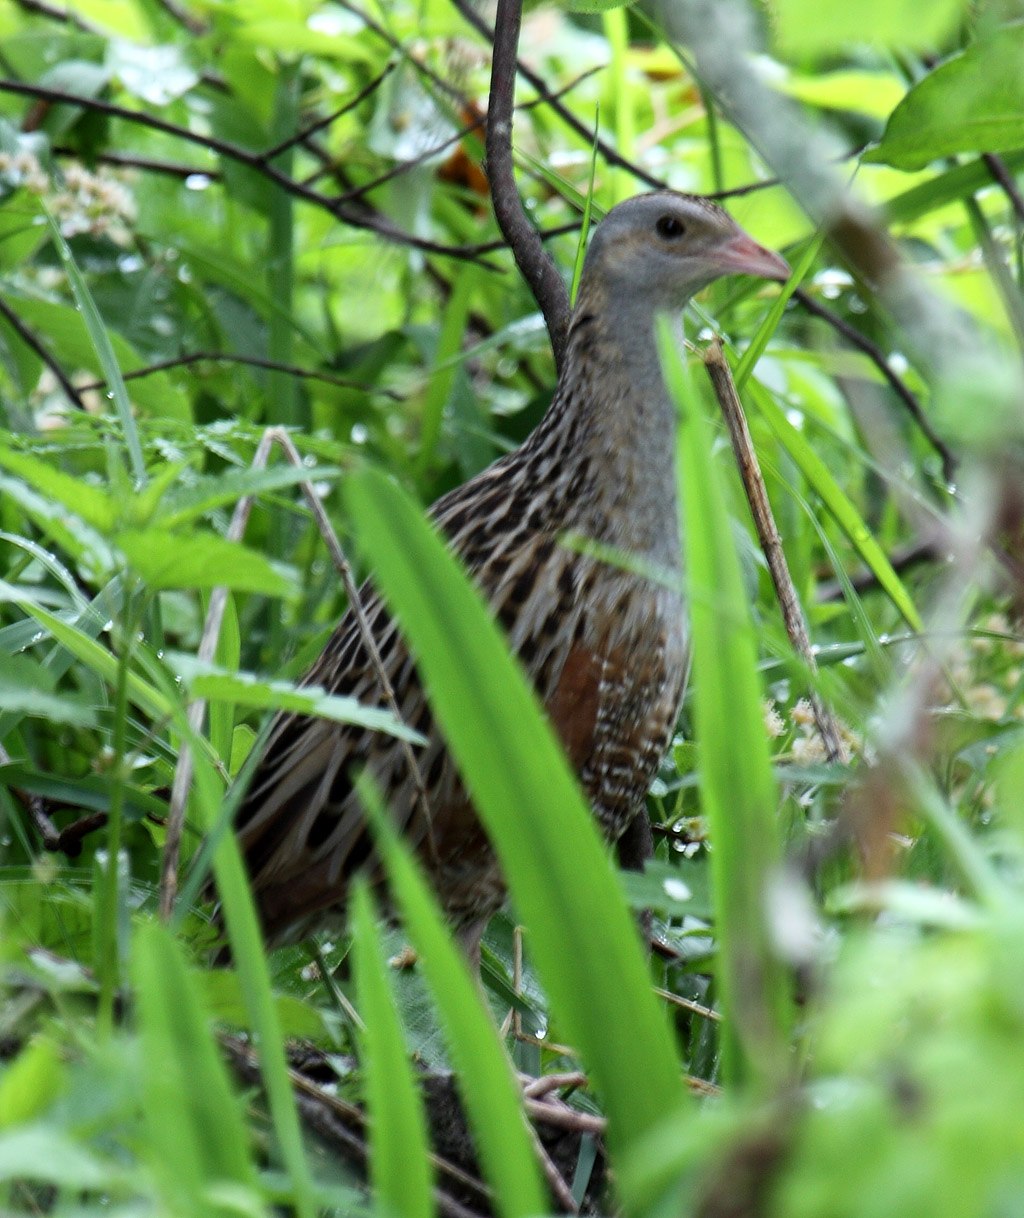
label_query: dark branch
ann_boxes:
[0,78,502,265]
[327,65,601,207]
[0,291,87,411]
[451,0,666,192]
[256,63,397,165]
[74,350,404,400]
[984,153,1024,226]
[52,144,218,180]
[793,287,957,483]
[483,0,572,368]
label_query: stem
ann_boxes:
[96,584,140,1038]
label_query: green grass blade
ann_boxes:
[350,879,450,1218]
[748,378,924,632]
[570,112,601,306]
[734,232,823,390]
[42,208,146,486]
[662,325,791,1091]
[132,920,259,1216]
[343,466,688,1187]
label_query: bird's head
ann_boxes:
[580,191,789,310]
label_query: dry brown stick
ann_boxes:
[523,1098,606,1136]
[703,339,848,765]
[484,0,572,368]
[158,428,435,920]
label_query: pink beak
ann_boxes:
[715,231,791,282]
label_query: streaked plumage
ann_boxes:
[234,192,788,958]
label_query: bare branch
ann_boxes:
[0,290,87,412]
[482,0,572,367]
[793,287,957,483]
[256,63,397,164]
[451,0,665,192]
[704,339,848,765]
[75,350,404,401]
[985,153,1024,226]
[0,78,502,265]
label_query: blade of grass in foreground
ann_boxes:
[132,921,259,1217]
[661,325,791,1091]
[358,781,544,1218]
[351,881,436,1218]
[343,467,688,1202]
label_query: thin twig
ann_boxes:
[523,1098,606,1136]
[793,287,956,483]
[483,0,572,367]
[521,1071,588,1098]
[75,349,403,400]
[223,1037,493,1218]
[984,153,1024,225]
[0,78,501,264]
[328,65,602,207]
[653,986,721,1021]
[0,291,87,411]
[257,63,397,164]
[816,537,943,603]
[52,144,220,180]
[526,1121,580,1213]
[704,339,848,764]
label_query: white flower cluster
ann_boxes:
[0,148,136,243]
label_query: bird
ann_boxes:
[232,191,789,964]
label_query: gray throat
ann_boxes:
[523,285,685,571]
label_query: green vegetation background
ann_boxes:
[2,0,1024,1215]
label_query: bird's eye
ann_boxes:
[655,215,686,240]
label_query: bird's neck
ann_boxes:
[525,281,684,569]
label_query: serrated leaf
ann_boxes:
[154,464,342,528]
[166,653,425,743]
[0,445,116,530]
[116,528,296,596]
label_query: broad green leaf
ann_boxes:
[0,444,116,530]
[351,883,435,1218]
[773,0,964,56]
[0,1129,120,1188]
[867,27,1024,171]
[359,780,546,1218]
[0,582,167,719]
[663,330,790,1090]
[153,464,342,528]
[0,1036,63,1129]
[9,294,191,424]
[0,474,115,578]
[116,528,296,597]
[0,653,96,726]
[776,70,906,119]
[343,465,689,1199]
[167,653,425,743]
